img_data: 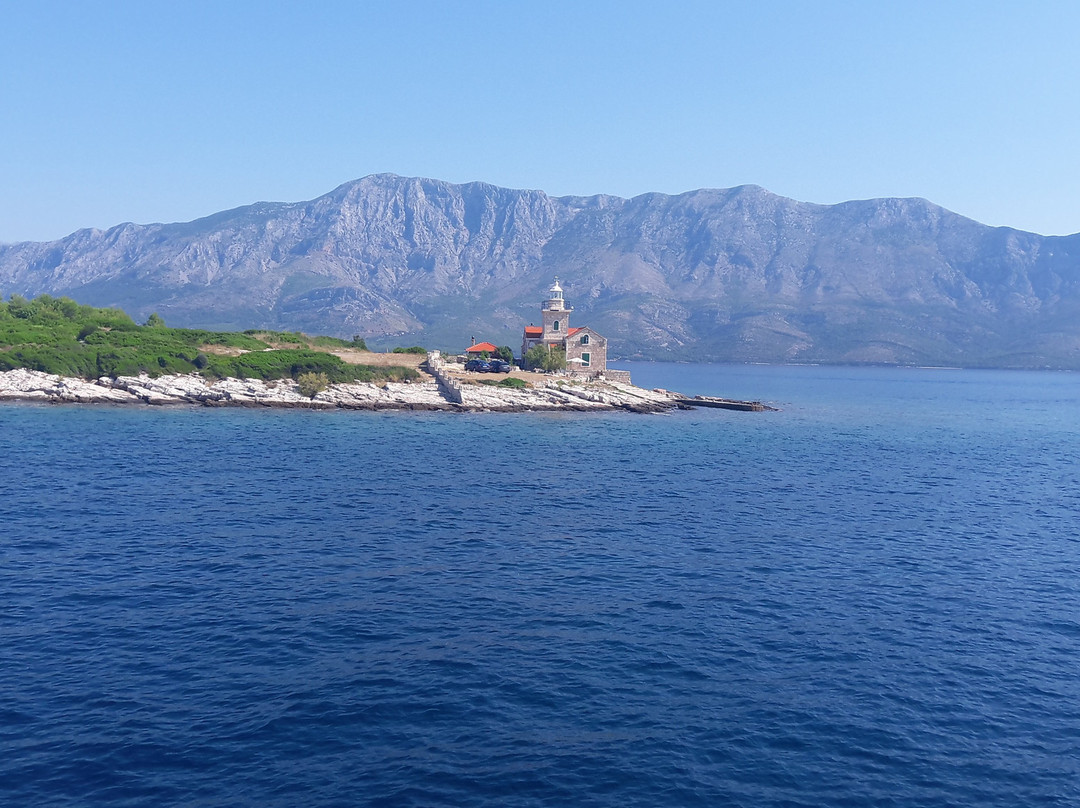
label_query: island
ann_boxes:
[0,294,773,413]
[0,294,676,412]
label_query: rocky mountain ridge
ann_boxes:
[2,174,1079,367]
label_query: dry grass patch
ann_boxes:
[446,367,548,385]
[331,349,427,369]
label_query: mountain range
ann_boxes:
[2,173,1079,367]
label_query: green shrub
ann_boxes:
[203,348,420,384]
[172,329,268,350]
[479,377,528,389]
[8,295,31,319]
[253,330,306,345]
[392,346,427,354]
[311,335,354,347]
[297,371,330,398]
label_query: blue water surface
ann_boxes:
[2,364,1079,807]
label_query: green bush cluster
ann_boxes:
[478,377,528,389]
[0,294,419,384]
[241,331,368,350]
[171,329,267,350]
[201,348,415,384]
[311,335,355,348]
[296,371,330,398]
[392,346,427,354]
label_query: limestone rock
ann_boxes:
[0,370,683,413]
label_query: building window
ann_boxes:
[581,334,589,345]
[553,320,560,332]
[581,352,590,367]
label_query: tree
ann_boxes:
[524,344,547,370]
[8,294,29,319]
[496,345,515,365]
[351,335,368,350]
[542,345,566,372]
[524,343,566,372]
[58,297,80,319]
[145,313,166,328]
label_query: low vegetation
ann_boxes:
[0,294,418,384]
[478,377,528,389]
[296,371,330,398]
[245,331,368,350]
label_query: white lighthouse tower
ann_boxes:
[541,277,572,346]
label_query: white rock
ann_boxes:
[0,369,679,413]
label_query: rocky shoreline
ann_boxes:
[0,368,683,413]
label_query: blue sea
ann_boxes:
[2,363,1078,807]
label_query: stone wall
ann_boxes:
[601,369,632,384]
[542,306,570,346]
[565,327,607,375]
[424,352,463,404]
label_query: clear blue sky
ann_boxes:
[2,0,1079,242]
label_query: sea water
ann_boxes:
[1,364,1078,807]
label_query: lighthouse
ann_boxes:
[541,277,572,346]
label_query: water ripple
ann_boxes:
[2,368,1080,806]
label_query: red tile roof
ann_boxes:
[523,326,543,335]
[466,341,500,353]
[567,327,583,336]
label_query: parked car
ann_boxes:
[488,359,512,373]
[464,359,492,372]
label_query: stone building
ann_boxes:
[521,278,608,376]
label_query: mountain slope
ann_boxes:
[2,174,1078,367]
